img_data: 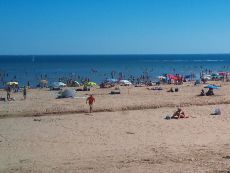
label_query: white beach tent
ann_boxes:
[119,80,132,85]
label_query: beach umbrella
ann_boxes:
[157,76,166,79]
[7,82,18,86]
[52,82,66,88]
[105,78,118,83]
[204,85,220,89]
[166,74,178,80]
[202,75,211,80]
[211,73,221,78]
[74,81,80,86]
[218,72,229,76]
[39,80,48,88]
[40,80,48,84]
[85,82,97,87]
[40,80,48,85]
[119,80,132,85]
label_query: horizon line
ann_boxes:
[1,53,230,56]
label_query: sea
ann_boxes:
[0,54,230,88]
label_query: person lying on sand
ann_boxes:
[167,87,174,92]
[206,88,214,96]
[171,108,189,119]
[147,87,163,90]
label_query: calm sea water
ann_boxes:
[0,54,230,87]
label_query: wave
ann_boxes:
[142,59,225,63]
[193,59,224,62]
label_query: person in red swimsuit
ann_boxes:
[86,94,95,113]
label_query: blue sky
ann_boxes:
[0,0,230,55]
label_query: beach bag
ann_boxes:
[212,108,221,115]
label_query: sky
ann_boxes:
[0,0,230,55]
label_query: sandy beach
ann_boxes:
[1,105,230,172]
[1,0,230,172]
[0,82,230,172]
[0,81,229,117]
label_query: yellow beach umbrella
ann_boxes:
[40,80,48,84]
[85,82,97,87]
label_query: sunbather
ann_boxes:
[171,108,189,119]
[167,87,174,92]
[206,88,214,96]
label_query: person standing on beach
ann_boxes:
[27,81,30,88]
[23,86,27,100]
[6,86,11,101]
[86,94,95,113]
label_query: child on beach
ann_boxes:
[86,94,95,113]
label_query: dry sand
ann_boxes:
[1,82,230,172]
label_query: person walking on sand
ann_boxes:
[86,94,95,113]
[23,86,27,100]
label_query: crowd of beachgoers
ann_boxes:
[2,69,228,89]
[0,69,229,117]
